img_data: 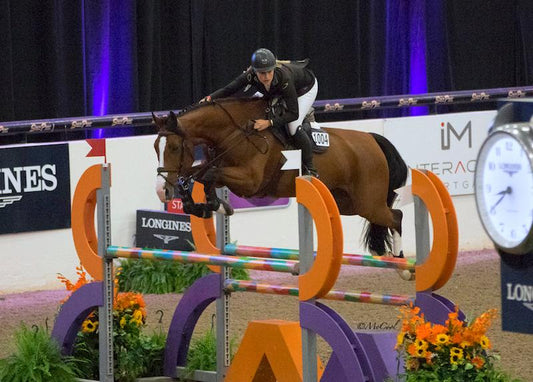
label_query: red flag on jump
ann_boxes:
[86,139,106,158]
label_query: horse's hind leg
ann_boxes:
[390,209,415,281]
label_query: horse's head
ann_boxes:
[152,111,195,203]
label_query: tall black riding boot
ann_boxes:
[292,126,319,177]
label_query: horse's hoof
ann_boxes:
[397,269,415,281]
[218,200,234,216]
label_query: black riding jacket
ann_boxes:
[209,62,316,129]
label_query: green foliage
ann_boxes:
[0,324,80,382]
[116,258,249,294]
[400,364,522,382]
[185,326,238,378]
[186,329,217,374]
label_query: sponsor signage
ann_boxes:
[136,209,194,251]
[384,111,496,195]
[0,144,71,234]
[501,255,533,334]
[166,198,184,214]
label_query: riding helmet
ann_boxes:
[251,48,276,72]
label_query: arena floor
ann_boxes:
[0,249,531,381]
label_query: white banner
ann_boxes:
[384,110,496,195]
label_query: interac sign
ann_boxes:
[384,110,496,196]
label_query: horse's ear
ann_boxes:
[168,110,185,137]
[151,112,161,126]
[169,110,177,123]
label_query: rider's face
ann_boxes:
[256,70,274,88]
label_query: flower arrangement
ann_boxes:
[57,265,164,381]
[395,304,520,382]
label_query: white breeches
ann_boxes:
[287,79,318,136]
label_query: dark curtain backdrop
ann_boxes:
[1,0,533,122]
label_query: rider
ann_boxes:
[201,48,319,177]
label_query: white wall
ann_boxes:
[0,111,494,293]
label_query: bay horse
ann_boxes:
[152,98,408,257]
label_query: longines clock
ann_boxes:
[474,123,533,255]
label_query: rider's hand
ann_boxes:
[199,95,212,103]
[253,119,272,131]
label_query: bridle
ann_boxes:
[156,100,270,199]
[156,129,190,197]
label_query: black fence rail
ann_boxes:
[1,85,532,145]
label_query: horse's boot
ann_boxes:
[293,126,319,177]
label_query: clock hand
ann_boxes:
[490,186,512,214]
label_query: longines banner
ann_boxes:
[0,144,71,234]
[500,256,533,334]
[384,110,496,196]
[136,209,194,251]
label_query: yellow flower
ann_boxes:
[450,353,462,365]
[82,320,98,333]
[120,316,127,328]
[449,346,464,364]
[133,309,144,322]
[415,346,427,358]
[415,339,428,350]
[395,332,405,349]
[480,335,491,349]
[435,333,449,346]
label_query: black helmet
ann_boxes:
[251,48,276,72]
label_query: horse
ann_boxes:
[152,97,408,258]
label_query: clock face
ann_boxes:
[475,131,533,252]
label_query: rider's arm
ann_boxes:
[209,70,251,100]
[271,78,299,129]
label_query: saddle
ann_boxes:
[267,99,329,153]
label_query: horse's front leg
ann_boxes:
[176,179,214,218]
[198,167,235,216]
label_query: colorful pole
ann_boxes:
[224,243,415,271]
[107,246,299,274]
[224,279,414,306]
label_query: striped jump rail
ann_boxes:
[224,243,415,271]
[107,246,299,274]
[224,279,414,306]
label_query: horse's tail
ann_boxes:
[364,133,409,255]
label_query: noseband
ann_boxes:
[156,130,192,198]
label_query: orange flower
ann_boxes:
[415,322,432,341]
[472,356,485,369]
[57,265,92,303]
[407,343,418,357]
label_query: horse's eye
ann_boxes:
[168,143,181,152]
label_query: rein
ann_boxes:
[188,101,269,180]
[156,100,270,198]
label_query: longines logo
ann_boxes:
[141,217,191,232]
[506,282,533,311]
[153,234,180,244]
[0,164,58,208]
[440,121,472,150]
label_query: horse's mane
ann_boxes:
[177,97,266,116]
